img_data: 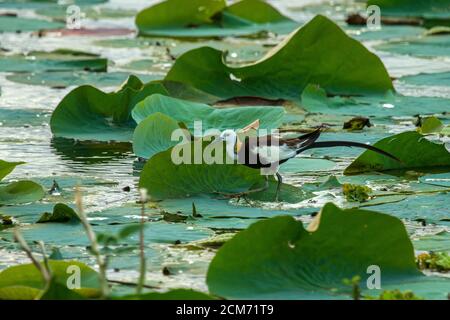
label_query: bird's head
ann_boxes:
[219,129,237,146]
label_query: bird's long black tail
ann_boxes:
[296,140,400,162]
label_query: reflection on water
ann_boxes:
[51,137,133,164]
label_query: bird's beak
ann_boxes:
[240,119,260,134]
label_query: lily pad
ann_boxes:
[0,181,45,205]
[139,141,264,200]
[0,160,24,181]
[399,72,450,87]
[135,0,297,38]
[0,260,100,300]
[36,203,80,224]
[50,76,168,142]
[344,131,450,174]
[133,112,185,160]
[207,203,450,299]
[0,49,107,73]
[375,35,450,58]
[301,85,450,117]
[6,71,161,88]
[132,94,285,129]
[279,158,336,173]
[0,16,64,33]
[419,172,450,187]
[367,0,450,21]
[165,15,393,101]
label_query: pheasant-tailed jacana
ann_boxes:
[219,127,399,201]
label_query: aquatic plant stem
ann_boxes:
[137,188,148,295]
[75,187,109,299]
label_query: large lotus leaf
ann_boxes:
[119,289,214,300]
[135,0,296,38]
[0,260,100,300]
[50,76,169,142]
[207,203,450,299]
[165,15,393,101]
[0,181,45,205]
[0,49,107,73]
[139,141,264,200]
[0,16,64,33]
[344,132,450,174]
[132,94,285,129]
[6,71,160,88]
[300,85,450,116]
[0,160,24,181]
[367,0,450,20]
[133,112,184,159]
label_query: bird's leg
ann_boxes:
[275,172,283,202]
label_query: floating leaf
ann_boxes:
[37,203,80,224]
[0,49,107,73]
[165,15,393,101]
[133,112,185,160]
[0,16,64,33]
[50,76,168,142]
[139,141,264,200]
[0,260,100,300]
[344,132,450,174]
[367,0,450,21]
[135,0,296,38]
[132,94,285,129]
[0,160,24,181]
[207,203,449,299]
[417,116,444,134]
[6,71,161,88]
[0,181,45,205]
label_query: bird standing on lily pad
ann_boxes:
[219,123,399,202]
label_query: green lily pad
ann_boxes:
[419,172,450,187]
[139,141,264,200]
[0,181,45,205]
[133,112,185,160]
[36,203,80,224]
[301,85,450,117]
[6,71,161,88]
[344,131,450,174]
[367,0,450,20]
[207,203,450,299]
[0,16,64,33]
[165,15,393,101]
[399,72,450,87]
[135,0,297,38]
[418,116,444,134]
[50,76,168,142]
[0,260,100,300]
[132,94,285,129]
[0,160,24,181]
[0,49,107,73]
[375,35,450,58]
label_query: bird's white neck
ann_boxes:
[225,137,237,160]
